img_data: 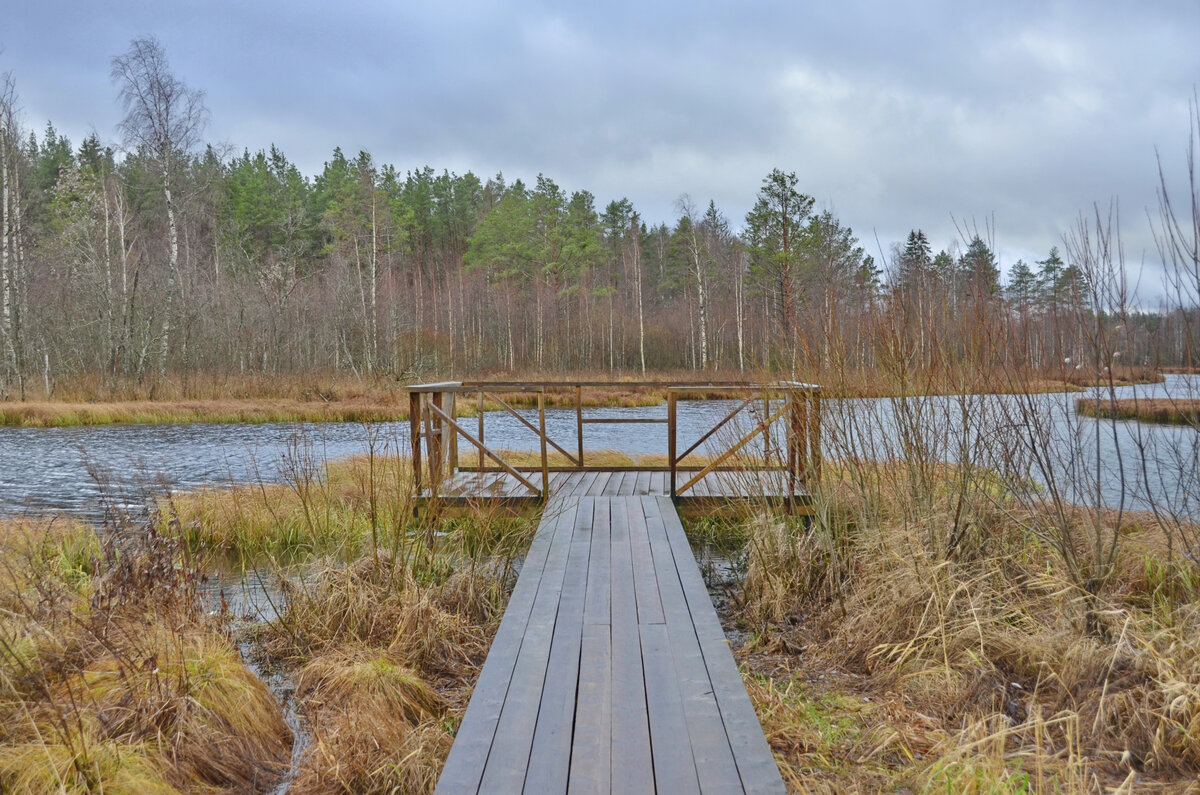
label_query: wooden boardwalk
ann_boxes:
[435,494,784,794]
[421,469,810,510]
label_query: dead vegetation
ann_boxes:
[1077,397,1200,426]
[715,458,1200,793]
[162,437,534,794]
[0,516,292,793]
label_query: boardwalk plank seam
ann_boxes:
[436,492,784,794]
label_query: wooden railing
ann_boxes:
[406,381,821,501]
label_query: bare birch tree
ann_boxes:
[111,37,207,372]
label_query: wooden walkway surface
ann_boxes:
[435,494,784,794]
[423,469,809,502]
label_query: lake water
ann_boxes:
[1,375,1196,521]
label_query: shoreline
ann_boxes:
[0,372,1166,429]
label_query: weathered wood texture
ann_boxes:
[421,469,809,500]
[435,495,784,794]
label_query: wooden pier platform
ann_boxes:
[435,494,784,794]
[419,468,811,514]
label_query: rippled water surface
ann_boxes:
[1,376,1197,520]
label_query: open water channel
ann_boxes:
[0,375,1197,521]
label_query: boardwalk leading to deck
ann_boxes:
[436,494,784,794]
[421,469,811,507]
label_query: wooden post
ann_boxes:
[762,389,771,467]
[788,388,807,514]
[425,393,441,505]
[430,391,444,486]
[809,389,822,485]
[538,390,549,499]
[446,392,458,474]
[409,391,422,514]
[575,384,584,470]
[668,390,677,498]
[477,390,484,470]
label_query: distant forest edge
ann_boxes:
[1,40,1197,400]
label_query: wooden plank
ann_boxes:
[583,497,611,626]
[650,470,666,495]
[568,624,611,794]
[625,497,664,625]
[525,498,594,793]
[435,497,575,794]
[601,469,625,496]
[642,497,743,793]
[572,470,601,496]
[641,622,702,793]
[655,496,785,793]
[587,471,612,496]
[635,470,652,495]
[609,496,654,792]
[475,499,580,792]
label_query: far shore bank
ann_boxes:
[0,366,1167,428]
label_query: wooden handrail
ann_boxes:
[424,399,541,496]
[483,390,579,466]
[675,399,793,497]
[410,379,821,510]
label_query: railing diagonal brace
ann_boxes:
[425,401,541,496]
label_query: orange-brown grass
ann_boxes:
[168,446,537,793]
[162,453,419,562]
[0,397,411,427]
[257,529,532,792]
[0,516,292,793]
[11,364,1165,426]
[1077,397,1200,426]
[718,462,1200,792]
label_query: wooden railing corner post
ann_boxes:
[409,390,422,515]
[538,389,549,500]
[668,391,677,498]
[811,388,822,486]
[575,384,584,470]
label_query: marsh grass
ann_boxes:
[255,514,532,793]
[710,461,1200,792]
[1077,397,1200,426]
[160,430,537,793]
[5,363,1164,427]
[0,515,292,793]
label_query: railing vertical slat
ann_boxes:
[538,390,549,499]
[447,392,458,474]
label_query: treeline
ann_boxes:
[0,41,1192,398]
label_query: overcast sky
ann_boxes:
[4,0,1198,297]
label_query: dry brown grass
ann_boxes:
[0,397,410,427]
[163,453,419,562]
[0,516,292,793]
[167,442,538,794]
[6,364,1165,427]
[258,546,523,794]
[723,463,1200,793]
[1077,398,1200,426]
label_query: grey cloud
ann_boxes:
[3,0,1198,299]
